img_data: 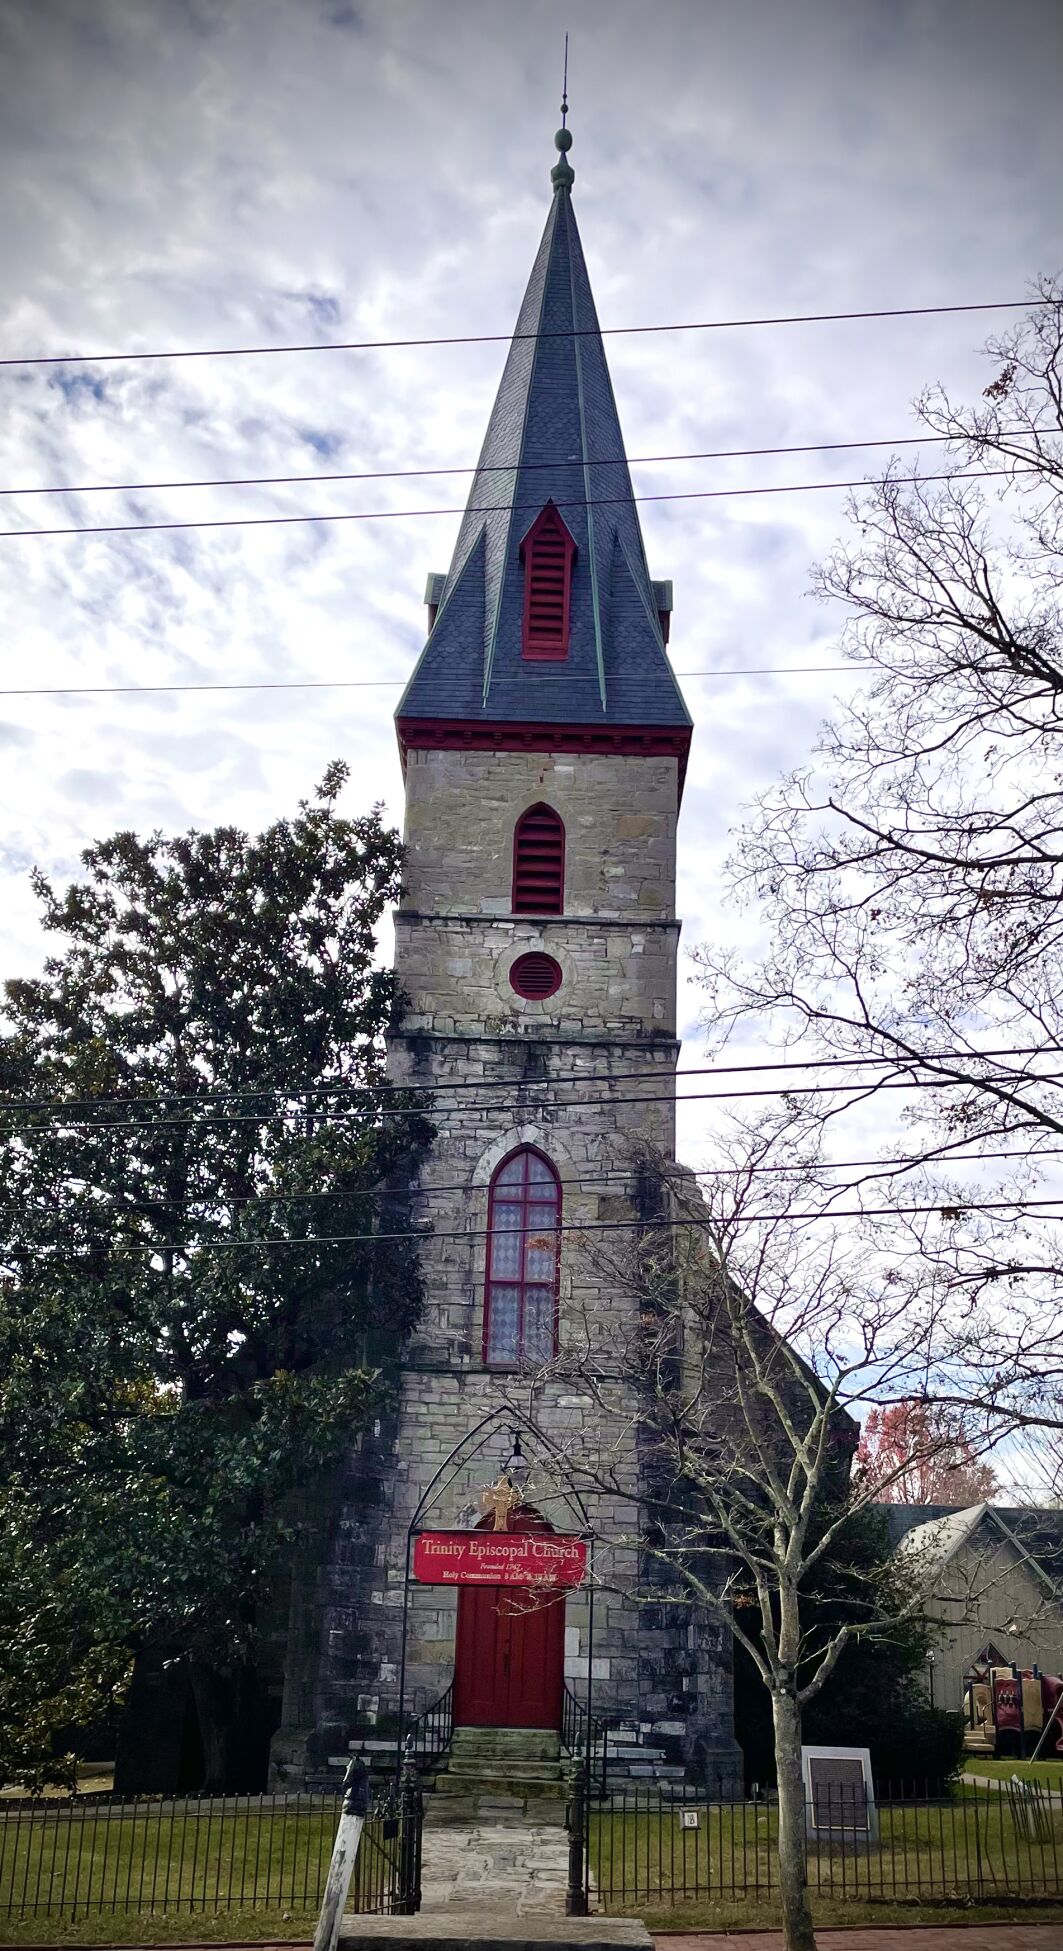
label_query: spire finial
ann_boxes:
[551,35,574,193]
[561,32,569,126]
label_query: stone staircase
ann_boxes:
[325,1723,692,1801]
[426,1726,568,1826]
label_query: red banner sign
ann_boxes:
[413,1530,588,1587]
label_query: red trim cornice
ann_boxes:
[396,717,691,797]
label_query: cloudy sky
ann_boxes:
[1,0,1060,1164]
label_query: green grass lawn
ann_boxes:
[0,1799,403,1938]
[589,1793,1063,1916]
[6,1791,1063,1941]
[638,1897,1063,1932]
[963,1759,1063,1788]
[0,1904,318,1946]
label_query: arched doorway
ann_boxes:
[452,1509,565,1730]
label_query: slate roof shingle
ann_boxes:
[396,152,691,735]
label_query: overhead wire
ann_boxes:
[71,1145,1063,1214]
[0,665,867,698]
[0,1043,1050,1117]
[0,295,1045,370]
[3,1066,1061,1136]
[44,1196,1063,1259]
[0,431,979,500]
[0,468,1027,542]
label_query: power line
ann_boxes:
[0,297,1043,371]
[88,1146,1063,1214]
[1,1043,1047,1118]
[0,665,868,699]
[0,432,966,500]
[58,1195,1063,1259]
[0,469,1023,543]
[4,1067,1060,1137]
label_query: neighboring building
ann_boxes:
[887,1503,1063,1712]
[269,123,743,1792]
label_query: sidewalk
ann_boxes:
[656,1927,1063,1951]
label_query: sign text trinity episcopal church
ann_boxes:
[272,126,742,1789]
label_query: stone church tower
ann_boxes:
[274,126,741,1792]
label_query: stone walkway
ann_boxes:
[418,1821,573,1915]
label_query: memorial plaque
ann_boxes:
[801,1745,877,1844]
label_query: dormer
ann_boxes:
[519,502,576,660]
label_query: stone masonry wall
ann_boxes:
[273,745,741,1788]
[401,749,678,921]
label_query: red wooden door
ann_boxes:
[452,1514,565,1730]
[453,1583,565,1728]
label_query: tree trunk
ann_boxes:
[771,1684,816,1951]
[189,1663,231,1794]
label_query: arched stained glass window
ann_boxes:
[483,1147,561,1367]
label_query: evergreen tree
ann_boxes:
[0,766,428,1789]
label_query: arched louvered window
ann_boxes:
[519,502,576,660]
[512,803,565,914]
[484,1147,561,1367]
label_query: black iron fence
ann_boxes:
[0,1787,420,1921]
[581,1779,1063,1912]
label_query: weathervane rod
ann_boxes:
[561,31,569,126]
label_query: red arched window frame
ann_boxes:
[483,1147,561,1368]
[519,502,576,660]
[512,802,565,914]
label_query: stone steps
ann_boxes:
[442,1759,566,1785]
[425,1726,567,1827]
[426,1793,568,1828]
[450,1728,561,1760]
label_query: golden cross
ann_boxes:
[480,1474,523,1533]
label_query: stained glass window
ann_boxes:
[483,1147,561,1367]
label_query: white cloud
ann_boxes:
[0,0,1060,1178]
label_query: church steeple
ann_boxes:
[396,123,692,774]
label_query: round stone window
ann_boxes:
[509,952,563,1000]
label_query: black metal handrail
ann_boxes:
[401,1681,454,1774]
[561,1682,607,1797]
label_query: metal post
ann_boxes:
[397,1752,423,1916]
[312,1759,369,1951]
[583,1534,596,1912]
[393,1527,415,1789]
[566,1749,588,1915]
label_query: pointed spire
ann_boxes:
[396,118,691,755]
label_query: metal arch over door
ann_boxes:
[452,1512,565,1730]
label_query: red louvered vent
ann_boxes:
[512,803,565,914]
[520,502,576,659]
[510,952,563,1000]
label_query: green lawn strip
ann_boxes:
[0,1807,340,1920]
[589,1800,1063,1912]
[635,1897,1063,1931]
[963,1761,1063,1789]
[0,1905,316,1945]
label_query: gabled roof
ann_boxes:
[396,129,691,738]
[894,1502,1062,1597]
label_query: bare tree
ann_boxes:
[697,280,1063,1440]
[532,1128,979,1951]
